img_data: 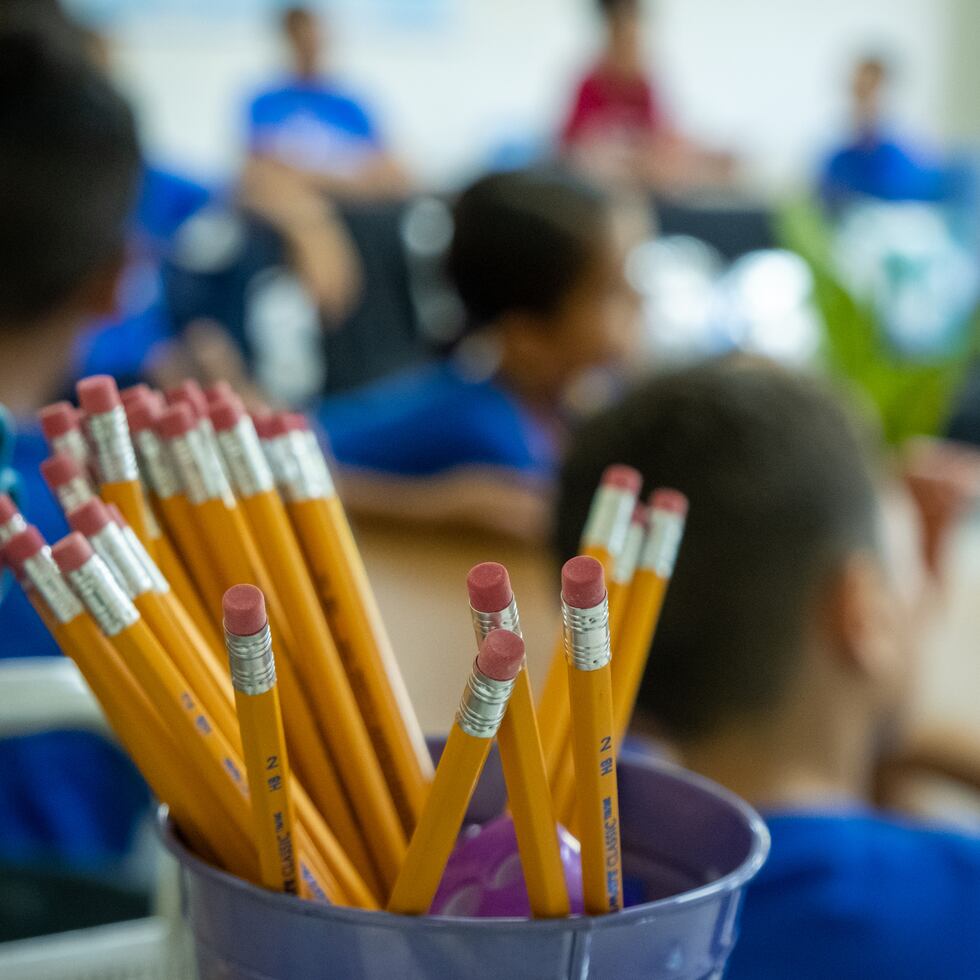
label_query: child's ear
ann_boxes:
[823,553,899,683]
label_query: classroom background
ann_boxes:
[2,0,980,976]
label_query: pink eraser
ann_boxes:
[125,394,161,435]
[105,503,127,528]
[120,383,150,405]
[266,412,309,438]
[476,629,525,681]
[0,493,19,525]
[68,498,113,538]
[561,556,606,609]
[77,375,122,415]
[165,380,208,420]
[38,402,79,440]
[156,403,197,440]
[467,562,513,614]
[601,464,642,495]
[650,488,688,517]
[40,454,83,490]
[632,503,649,527]
[222,584,267,637]
[251,409,275,440]
[205,381,234,404]
[208,395,246,433]
[3,526,45,577]
[51,532,94,574]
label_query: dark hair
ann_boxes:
[0,23,140,325]
[447,168,608,328]
[281,6,313,33]
[555,357,879,741]
[597,0,640,20]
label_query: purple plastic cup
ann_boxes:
[163,742,769,979]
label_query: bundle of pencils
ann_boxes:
[0,375,687,920]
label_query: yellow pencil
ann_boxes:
[387,630,525,915]
[611,489,687,749]
[561,556,622,915]
[466,562,568,918]
[224,585,299,895]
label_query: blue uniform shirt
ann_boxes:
[727,809,980,979]
[247,78,381,175]
[317,361,557,478]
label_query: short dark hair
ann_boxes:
[281,6,313,33]
[447,168,608,328]
[0,22,140,325]
[597,0,640,20]
[555,358,880,741]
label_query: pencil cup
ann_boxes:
[163,741,769,980]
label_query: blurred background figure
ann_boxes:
[246,5,409,200]
[820,53,950,207]
[561,0,736,194]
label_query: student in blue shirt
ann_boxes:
[821,55,948,207]
[318,167,639,540]
[246,6,407,199]
[556,358,980,979]
[0,23,148,869]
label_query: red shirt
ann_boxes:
[562,66,666,147]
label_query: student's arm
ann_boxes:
[334,465,553,543]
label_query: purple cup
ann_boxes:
[163,742,769,979]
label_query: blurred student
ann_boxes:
[318,167,639,539]
[246,5,407,199]
[821,55,948,208]
[561,0,733,193]
[556,358,980,979]
[0,23,148,866]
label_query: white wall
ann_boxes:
[101,0,956,193]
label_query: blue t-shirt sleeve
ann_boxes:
[317,367,548,477]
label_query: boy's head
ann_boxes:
[448,168,638,396]
[598,0,644,62]
[851,55,889,126]
[282,6,322,79]
[557,358,914,752]
[0,23,139,331]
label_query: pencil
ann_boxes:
[76,376,155,550]
[224,585,299,895]
[262,411,432,833]
[466,562,569,918]
[607,504,648,649]
[40,453,97,516]
[539,466,642,790]
[158,402,395,894]
[39,401,95,481]
[561,556,622,915]
[0,494,27,545]
[50,532,344,904]
[611,490,687,749]
[387,629,525,915]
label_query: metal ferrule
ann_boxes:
[87,406,139,484]
[215,418,275,499]
[0,512,27,546]
[266,432,334,503]
[612,520,645,586]
[54,476,95,515]
[67,554,139,637]
[90,525,153,599]
[639,510,685,578]
[23,549,83,623]
[51,430,92,471]
[582,487,635,557]
[168,429,234,506]
[469,597,522,645]
[562,597,611,672]
[455,662,516,738]
[225,623,276,695]
[134,429,181,500]
[121,525,170,595]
